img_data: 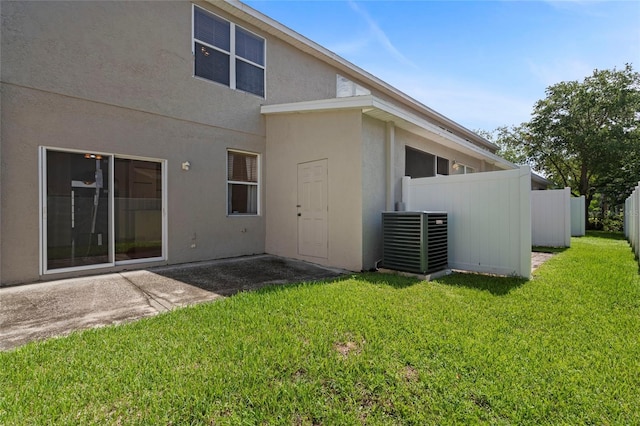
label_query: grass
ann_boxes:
[1,232,639,424]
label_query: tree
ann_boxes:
[487,64,640,226]
[477,126,529,165]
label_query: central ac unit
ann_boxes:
[381,211,448,274]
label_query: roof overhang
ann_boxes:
[261,95,516,170]
[531,172,552,188]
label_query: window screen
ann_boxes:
[193,6,265,97]
[227,151,259,215]
[236,27,264,65]
[437,157,449,175]
[236,60,265,97]
[194,43,230,86]
[405,147,435,178]
[194,9,230,51]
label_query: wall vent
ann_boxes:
[382,211,448,274]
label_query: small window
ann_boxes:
[405,147,449,178]
[405,147,435,178]
[193,6,265,97]
[437,157,449,176]
[227,150,259,215]
[453,163,475,174]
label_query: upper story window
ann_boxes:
[193,6,265,97]
[405,147,449,178]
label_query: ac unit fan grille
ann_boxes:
[382,212,448,274]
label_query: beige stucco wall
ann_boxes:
[266,37,338,105]
[0,0,354,284]
[264,110,363,272]
[0,84,267,284]
[361,116,387,270]
[0,0,509,284]
[3,1,264,134]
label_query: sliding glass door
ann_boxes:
[46,151,111,270]
[43,148,164,273]
[114,159,163,261]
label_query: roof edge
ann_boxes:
[261,96,515,170]
[217,0,498,151]
[531,172,552,186]
[260,95,375,115]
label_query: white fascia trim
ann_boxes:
[370,98,515,170]
[261,95,375,115]
[261,96,515,170]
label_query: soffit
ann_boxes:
[261,96,515,170]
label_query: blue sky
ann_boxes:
[244,0,639,132]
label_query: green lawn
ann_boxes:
[1,232,639,425]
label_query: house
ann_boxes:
[1,0,520,286]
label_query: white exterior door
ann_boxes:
[297,159,328,258]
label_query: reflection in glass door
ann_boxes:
[44,149,164,273]
[114,159,163,261]
[46,151,111,270]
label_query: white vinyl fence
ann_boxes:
[403,166,531,278]
[531,188,571,247]
[625,182,640,263]
[570,196,586,237]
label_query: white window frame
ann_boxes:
[39,146,168,275]
[436,156,450,176]
[405,146,449,178]
[452,162,475,174]
[192,4,266,98]
[226,149,260,216]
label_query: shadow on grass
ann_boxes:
[349,271,528,294]
[532,246,569,254]
[353,272,422,289]
[434,272,529,296]
[253,272,423,296]
[148,255,345,297]
[253,274,350,295]
[585,230,626,240]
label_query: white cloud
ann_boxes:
[526,58,595,87]
[542,0,610,17]
[420,86,535,132]
[337,0,417,68]
[379,70,535,131]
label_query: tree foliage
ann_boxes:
[486,64,640,222]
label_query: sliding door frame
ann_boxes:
[39,146,168,275]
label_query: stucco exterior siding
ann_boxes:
[0,0,355,284]
[265,37,338,105]
[361,116,386,270]
[1,0,518,284]
[2,1,348,135]
[2,1,268,135]
[0,84,265,284]
[264,110,363,272]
